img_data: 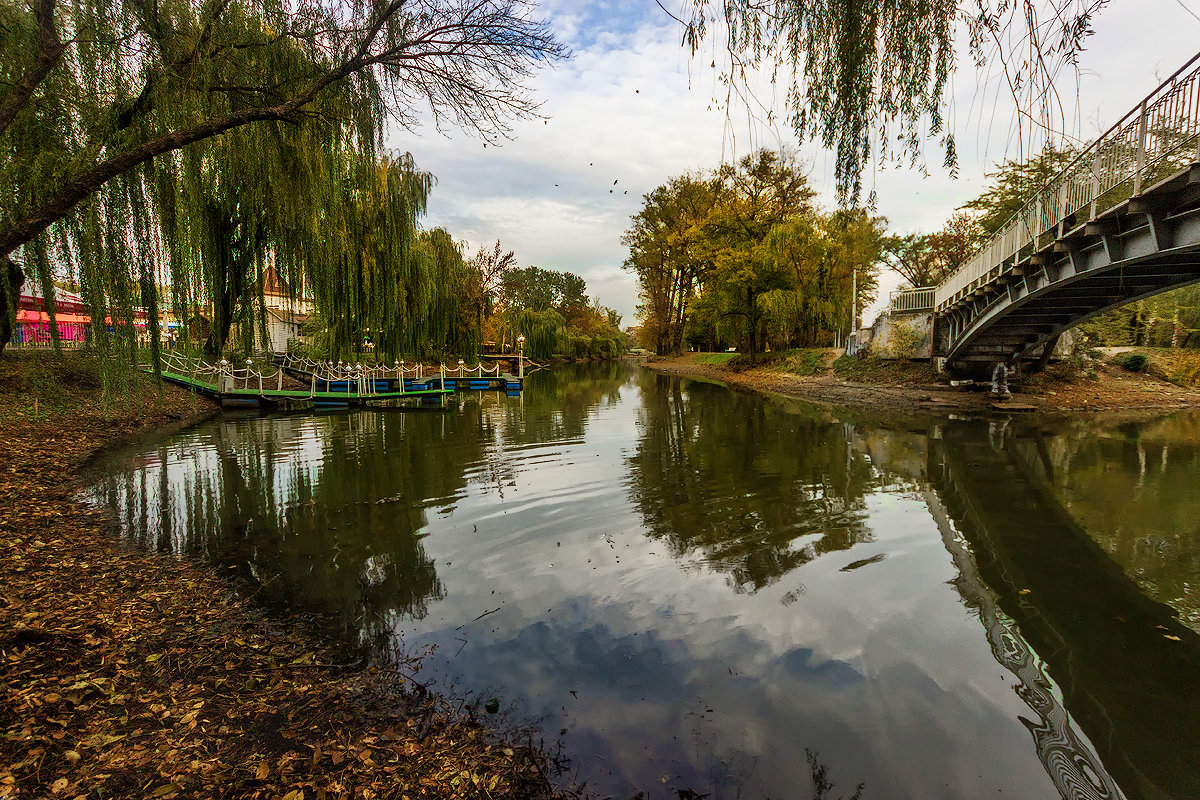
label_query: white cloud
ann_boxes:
[388,1,1200,326]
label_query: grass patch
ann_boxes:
[727,348,834,376]
[0,350,191,421]
[688,351,740,365]
[832,355,938,384]
[1101,348,1200,387]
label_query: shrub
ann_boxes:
[879,319,927,359]
[1113,352,1149,372]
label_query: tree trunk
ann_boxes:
[746,285,757,364]
[0,258,25,356]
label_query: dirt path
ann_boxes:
[644,353,1200,414]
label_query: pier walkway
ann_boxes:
[150,352,522,409]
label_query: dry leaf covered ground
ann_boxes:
[0,354,574,800]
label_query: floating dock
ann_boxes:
[149,353,524,410]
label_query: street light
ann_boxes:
[517,335,526,380]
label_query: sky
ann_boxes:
[386,0,1200,328]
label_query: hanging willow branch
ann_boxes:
[0,0,567,353]
[681,0,1107,205]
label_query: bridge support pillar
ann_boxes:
[1029,334,1060,373]
[990,363,1012,400]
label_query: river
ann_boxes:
[83,363,1200,800]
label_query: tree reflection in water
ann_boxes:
[90,410,473,648]
[626,372,877,592]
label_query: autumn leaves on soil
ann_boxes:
[0,356,571,799]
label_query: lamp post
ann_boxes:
[458,358,465,377]
[517,335,526,379]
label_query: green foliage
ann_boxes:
[489,261,625,361]
[1078,288,1200,349]
[628,150,886,358]
[960,146,1077,236]
[513,308,566,361]
[689,352,739,364]
[1,0,565,358]
[1113,352,1149,372]
[500,267,588,312]
[684,1,1105,204]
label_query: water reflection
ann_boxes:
[85,368,1200,800]
[930,417,1200,800]
[626,373,878,591]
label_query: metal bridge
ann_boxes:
[894,51,1200,368]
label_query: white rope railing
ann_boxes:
[281,353,507,383]
[936,51,1200,311]
[157,352,285,394]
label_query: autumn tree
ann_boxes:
[883,211,982,288]
[927,211,983,279]
[696,149,815,360]
[622,174,716,355]
[881,234,938,288]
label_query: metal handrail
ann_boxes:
[936,50,1200,310]
[891,286,936,313]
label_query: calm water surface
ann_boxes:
[84,364,1200,800]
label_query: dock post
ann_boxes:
[517,335,526,379]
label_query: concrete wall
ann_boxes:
[850,311,934,359]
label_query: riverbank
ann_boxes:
[0,354,573,799]
[645,349,1200,413]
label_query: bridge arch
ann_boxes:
[933,52,1200,367]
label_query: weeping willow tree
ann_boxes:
[680,0,1109,204]
[307,151,423,362]
[159,102,365,357]
[0,0,565,356]
[512,308,565,361]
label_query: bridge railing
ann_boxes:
[936,51,1200,312]
[890,287,936,314]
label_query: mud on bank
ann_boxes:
[0,354,574,800]
[644,350,1200,414]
